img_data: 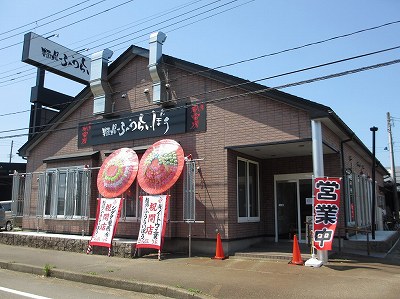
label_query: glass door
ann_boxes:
[299,179,313,242]
[274,174,312,243]
[276,181,298,240]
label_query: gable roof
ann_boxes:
[17,45,388,174]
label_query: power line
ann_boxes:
[0,0,204,72]
[0,4,398,159]
[1,43,399,118]
[214,20,400,71]
[1,2,399,82]
[165,45,400,91]
[67,0,204,52]
[87,0,243,52]
[0,0,91,37]
[0,0,136,52]
[0,0,246,86]
[0,57,399,140]
[0,0,105,42]
[0,44,399,126]
[0,109,31,118]
[0,0,227,82]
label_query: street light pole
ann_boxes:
[370,126,378,240]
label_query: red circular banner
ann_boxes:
[97,148,139,198]
[138,139,184,194]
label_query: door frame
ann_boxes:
[274,173,312,242]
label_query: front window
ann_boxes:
[40,167,90,218]
[117,153,144,220]
[44,172,54,216]
[57,172,67,216]
[237,158,260,222]
[345,173,375,227]
[120,181,144,220]
[11,173,31,217]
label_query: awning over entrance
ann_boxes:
[225,138,337,159]
[43,151,99,163]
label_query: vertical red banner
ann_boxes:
[313,177,341,250]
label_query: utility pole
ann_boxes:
[9,140,13,163]
[387,112,399,221]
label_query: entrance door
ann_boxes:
[276,181,298,240]
[274,174,312,243]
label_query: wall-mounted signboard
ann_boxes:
[78,104,207,148]
[22,32,91,84]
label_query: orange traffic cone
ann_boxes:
[213,232,227,260]
[288,235,304,265]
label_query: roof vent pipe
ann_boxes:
[148,32,167,104]
[90,49,113,115]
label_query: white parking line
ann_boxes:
[0,286,52,299]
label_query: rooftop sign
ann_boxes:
[22,32,91,84]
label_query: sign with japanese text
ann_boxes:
[89,198,122,248]
[313,177,341,250]
[22,32,91,84]
[188,103,206,132]
[136,195,170,250]
[78,104,206,147]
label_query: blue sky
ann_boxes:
[0,0,399,170]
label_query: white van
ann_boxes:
[0,201,13,231]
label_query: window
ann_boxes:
[120,181,145,220]
[345,173,375,227]
[117,153,144,221]
[39,167,91,219]
[11,173,32,217]
[44,172,54,216]
[237,158,260,222]
[57,172,67,216]
[344,174,356,224]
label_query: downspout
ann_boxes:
[90,49,114,115]
[340,137,353,236]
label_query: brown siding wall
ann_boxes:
[22,54,386,245]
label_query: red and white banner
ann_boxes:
[89,198,123,248]
[136,195,170,250]
[313,177,341,250]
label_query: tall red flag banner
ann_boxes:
[136,195,170,250]
[313,177,341,250]
[89,197,123,248]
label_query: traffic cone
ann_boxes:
[288,235,304,265]
[212,232,227,260]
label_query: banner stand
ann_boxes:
[86,198,123,257]
[305,177,320,267]
[132,248,161,261]
[305,188,322,268]
[135,195,170,261]
[166,220,205,258]
[305,231,323,267]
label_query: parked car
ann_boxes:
[0,201,13,231]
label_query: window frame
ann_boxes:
[120,180,144,221]
[345,173,375,227]
[237,157,260,223]
[42,166,89,219]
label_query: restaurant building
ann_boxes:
[15,32,389,255]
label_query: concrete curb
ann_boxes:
[0,261,211,299]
